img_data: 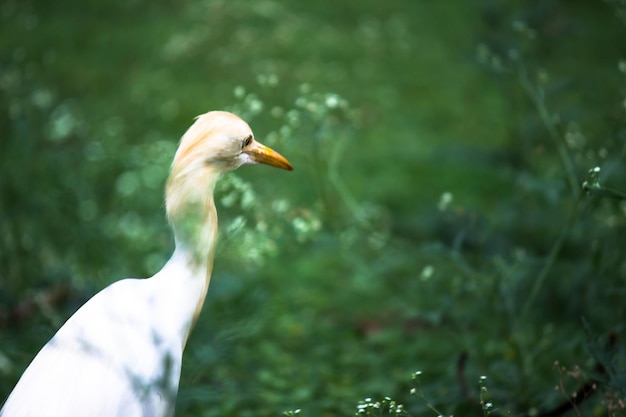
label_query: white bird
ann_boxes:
[0,111,293,417]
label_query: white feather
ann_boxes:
[0,248,209,417]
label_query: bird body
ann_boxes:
[1,111,292,417]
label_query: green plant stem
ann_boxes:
[326,129,370,228]
[412,378,443,417]
[519,66,580,199]
[519,196,586,322]
[583,185,626,200]
[516,62,590,321]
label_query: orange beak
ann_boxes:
[244,140,293,171]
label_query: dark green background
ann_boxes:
[1,1,625,416]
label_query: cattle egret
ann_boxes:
[0,111,293,417]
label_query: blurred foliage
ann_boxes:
[1,0,626,416]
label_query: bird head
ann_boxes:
[166,111,292,229]
[171,111,293,178]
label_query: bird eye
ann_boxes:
[242,135,252,148]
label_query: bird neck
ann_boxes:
[164,167,221,344]
[166,167,221,263]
